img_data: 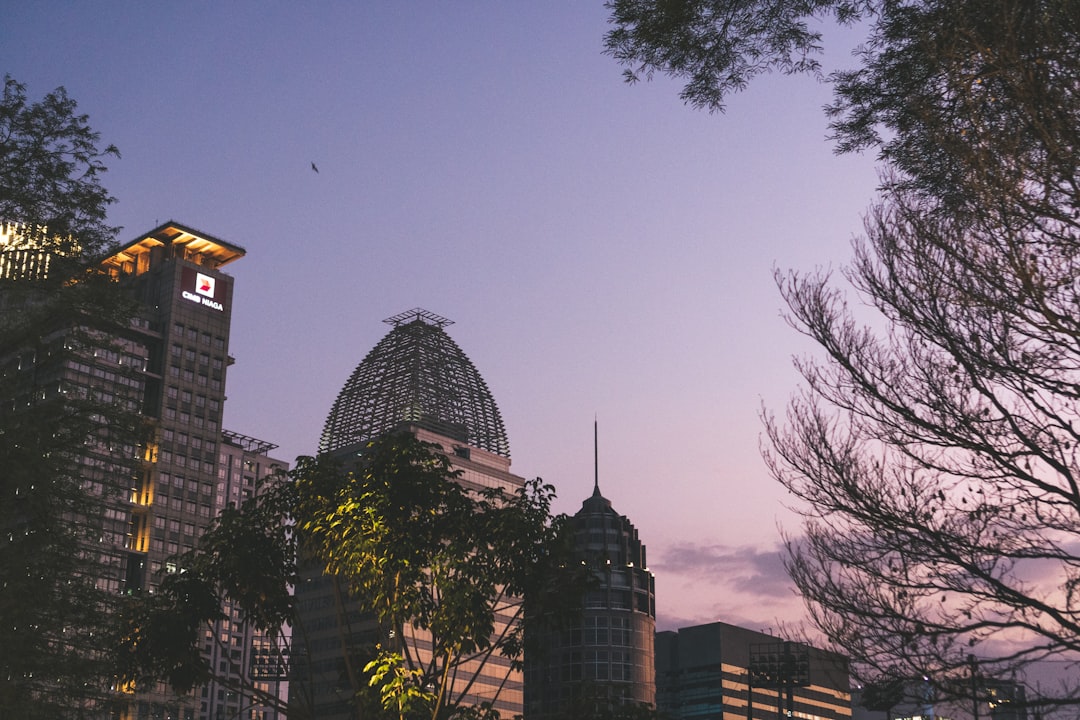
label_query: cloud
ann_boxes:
[650,540,813,632]
[655,540,794,597]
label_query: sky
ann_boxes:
[2,3,882,633]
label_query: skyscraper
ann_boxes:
[294,308,526,718]
[524,433,658,717]
[1,220,285,720]
[207,431,290,720]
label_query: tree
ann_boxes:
[759,2,1080,709]
[765,175,1080,709]
[603,0,1080,709]
[0,76,136,718]
[117,431,584,720]
[604,0,871,113]
[1,74,119,258]
[116,467,298,717]
[604,0,1079,207]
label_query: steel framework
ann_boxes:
[319,309,510,457]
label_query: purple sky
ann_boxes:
[4,3,881,632]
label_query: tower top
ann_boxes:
[321,310,509,457]
[384,307,453,328]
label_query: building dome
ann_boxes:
[319,308,510,457]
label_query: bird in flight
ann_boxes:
[311,162,319,173]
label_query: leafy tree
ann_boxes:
[0,76,136,718]
[759,2,1080,709]
[0,74,119,257]
[603,0,1080,709]
[116,475,298,716]
[604,0,871,113]
[117,431,583,720]
[604,0,1079,207]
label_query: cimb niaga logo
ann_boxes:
[181,268,225,311]
[196,273,215,298]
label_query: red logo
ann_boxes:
[195,273,215,298]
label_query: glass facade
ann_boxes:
[524,485,657,718]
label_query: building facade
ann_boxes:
[524,463,657,718]
[203,430,290,720]
[656,622,851,720]
[294,308,526,718]
[2,221,286,720]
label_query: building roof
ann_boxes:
[100,221,246,275]
[320,308,510,457]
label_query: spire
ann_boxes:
[593,417,601,497]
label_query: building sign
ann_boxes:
[180,267,226,312]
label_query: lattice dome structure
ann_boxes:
[320,308,510,457]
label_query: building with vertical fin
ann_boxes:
[655,622,851,720]
[294,308,526,719]
[524,427,657,717]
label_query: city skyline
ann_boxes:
[2,3,881,632]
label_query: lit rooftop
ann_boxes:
[100,221,245,277]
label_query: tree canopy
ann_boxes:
[753,0,1077,711]
[604,0,1080,709]
[0,76,133,719]
[605,0,1079,204]
[118,431,584,720]
[0,74,119,258]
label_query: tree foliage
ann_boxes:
[0,77,133,718]
[294,432,581,720]
[115,470,295,713]
[604,0,1079,204]
[118,431,583,720]
[748,0,1080,710]
[0,74,119,257]
[604,0,872,113]
[603,0,1080,708]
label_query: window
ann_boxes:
[584,616,609,645]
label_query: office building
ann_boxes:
[1,220,285,720]
[524,448,657,718]
[294,308,526,718]
[656,622,851,720]
[204,431,289,720]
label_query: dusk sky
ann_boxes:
[3,3,881,633]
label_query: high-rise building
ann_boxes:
[523,449,657,718]
[655,622,851,720]
[1,220,285,720]
[294,308,526,718]
[206,431,290,720]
